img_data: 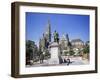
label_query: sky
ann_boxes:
[26,12,89,46]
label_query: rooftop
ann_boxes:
[71,39,84,43]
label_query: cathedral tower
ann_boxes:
[45,20,51,42]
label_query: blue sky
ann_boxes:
[26,12,89,46]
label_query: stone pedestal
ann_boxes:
[48,42,60,64]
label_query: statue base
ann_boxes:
[48,42,60,64]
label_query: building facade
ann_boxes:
[71,39,84,49]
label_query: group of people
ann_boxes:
[59,56,71,65]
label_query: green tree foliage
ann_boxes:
[64,51,69,56]
[26,40,39,65]
[69,50,75,56]
[83,45,89,54]
[26,40,34,59]
[44,49,50,59]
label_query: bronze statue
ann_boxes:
[53,30,59,43]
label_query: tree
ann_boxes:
[83,46,89,54]
[82,45,89,59]
[69,50,75,56]
[64,51,69,56]
[44,49,50,59]
[26,40,39,65]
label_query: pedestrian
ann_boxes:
[67,58,70,65]
[40,52,44,63]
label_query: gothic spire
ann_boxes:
[45,19,51,42]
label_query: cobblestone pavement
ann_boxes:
[26,56,89,67]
